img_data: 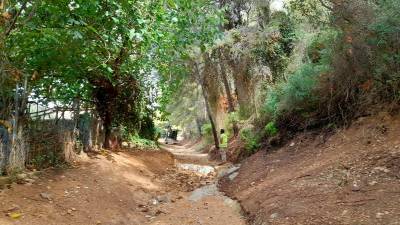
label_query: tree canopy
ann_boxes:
[1,0,224,147]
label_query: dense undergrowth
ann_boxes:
[236,1,400,151]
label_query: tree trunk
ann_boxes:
[103,111,112,149]
[195,118,203,137]
[203,88,219,149]
[90,77,118,150]
[228,57,254,118]
[219,50,239,136]
[194,62,219,149]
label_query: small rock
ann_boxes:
[228,172,239,181]
[156,195,170,203]
[40,192,52,201]
[351,184,361,192]
[71,208,77,211]
[67,209,73,214]
[16,173,28,180]
[368,181,378,186]
[373,167,390,173]
[289,142,295,147]
[376,212,385,219]
[150,199,159,205]
[270,213,279,219]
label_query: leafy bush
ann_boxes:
[31,152,65,170]
[264,63,329,118]
[201,123,212,136]
[253,38,289,81]
[201,123,213,143]
[223,111,239,138]
[264,122,278,136]
[263,29,335,121]
[128,134,158,150]
[239,127,260,153]
[138,115,157,141]
[368,0,400,101]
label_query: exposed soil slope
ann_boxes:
[221,113,400,225]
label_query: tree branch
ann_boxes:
[5,0,29,36]
[318,0,333,11]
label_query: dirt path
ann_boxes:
[153,143,245,225]
[0,143,246,225]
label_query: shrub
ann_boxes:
[263,29,336,121]
[201,123,213,143]
[264,122,278,136]
[239,127,260,153]
[264,63,329,119]
[223,111,239,138]
[128,134,158,150]
[31,151,65,170]
[368,0,400,102]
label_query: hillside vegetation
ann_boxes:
[167,0,400,160]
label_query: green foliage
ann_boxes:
[265,62,329,118]
[288,0,331,26]
[138,114,157,141]
[271,12,297,55]
[368,0,400,101]
[253,12,297,81]
[253,37,289,81]
[2,0,224,149]
[222,111,239,139]
[263,29,335,120]
[239,127,260,153]
[264,122,278,136]
[307,29,339,64]
[201,123,213,143]
[30,152,66,170]
[228,111,240,124]
[128,134,158,150]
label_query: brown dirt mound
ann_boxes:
[221,112,400,225]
